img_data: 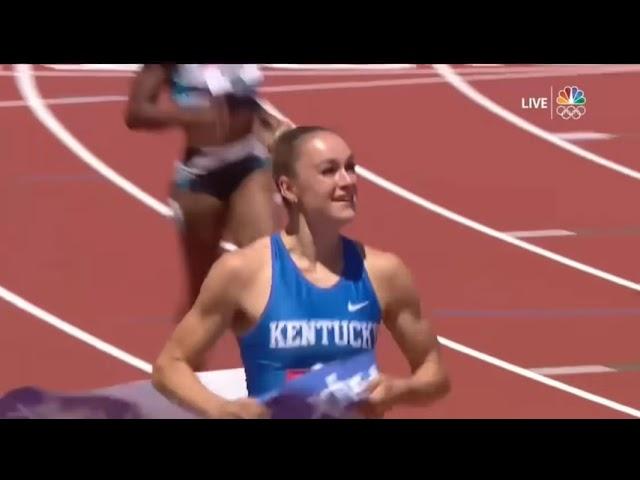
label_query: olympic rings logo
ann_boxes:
[556,105,586,120]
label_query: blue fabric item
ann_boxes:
[260,350,379,419]
[0,352,378,419]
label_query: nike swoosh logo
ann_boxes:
[348,301,369,312]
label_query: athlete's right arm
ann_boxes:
[124,64,180,130]
[151,252,269,419]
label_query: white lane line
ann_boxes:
[0,95,126,108]
[354,167,640,293]
[263,63,417,70]
[554,131,617,141]
[261,66,640,94]
[40,64,142,71]
[15,63,640,294]
[13,64,173,218]
[14,65,640,418]
[531,365,616,376]
[438,337,640,417]
[505,229,577,239]
[0,70,135,78]
[433,64,640,182]
[0,282,247,397]
[4,64,640,90]
[39,63,417,72]
[0,285,152,373]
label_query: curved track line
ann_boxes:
[0,285,152,373]
[15,65,640,418]
[8,64,246,397]
[0,95,127,109]
[13,64,174,218]
[258,100,640,293]
[355,167,640,292]
[438,336,640,417]
[0,285,247,397]
[262,66,640,94]
[433,64,640,181]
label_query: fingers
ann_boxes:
[359,375,394,418]
[231,398,272,419]
[255,404,272,420]
[365,375,383,393]
[245,399,271,419]
[356,403,386,419]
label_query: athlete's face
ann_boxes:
[285,132,358,224]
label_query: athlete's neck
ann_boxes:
[282,214,343,271]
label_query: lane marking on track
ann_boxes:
[530,365,615,376]
[0,70,135,78]
[355,165,640,293]
[438,336,640,417]
[433,307,640,318]
[433,64,640,181]
[261,66,640,94]
[0,95,127,108]
[504,229,576,238]
[0,285,152,373]
[554,131,617,141]
[14,65,640,295]
[39,64,418,72]
[13,65,173,218]
[14,64,640,417]
[5,65,640,90]
[531,361,640,376]
[0,282,247,397]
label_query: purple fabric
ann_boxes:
[0,380,199,419]
[0,352,378,419]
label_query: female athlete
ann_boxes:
[125,64,290,334]
[151,126,451,418]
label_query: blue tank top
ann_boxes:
[237,234,382,399]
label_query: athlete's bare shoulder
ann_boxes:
[233,235,272,263]
[356,241,408,279]
[220,235,274,332]
[219,235,272,280]
[356,241,416,310]
[195,235,272,311]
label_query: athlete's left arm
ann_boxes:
[365,253,451,415]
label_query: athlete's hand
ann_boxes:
[357,374,411,419]
[212,398,271,419]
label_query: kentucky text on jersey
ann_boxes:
[237,234,382,398]
[269,320,378,349]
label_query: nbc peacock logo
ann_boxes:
[556,86,587,120]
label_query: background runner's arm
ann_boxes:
[124,64,179,129]
[379,254,451,406]
[152,253,248,418]
[124,64,225,131]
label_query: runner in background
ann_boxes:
[125,65,291,366]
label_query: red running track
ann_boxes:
[1,64,640,418]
